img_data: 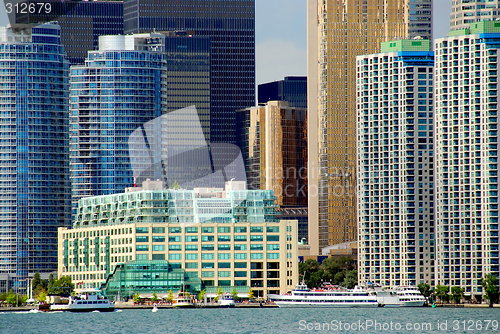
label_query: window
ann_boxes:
[185,245,198,251]
[185,253,198,260]
[152,245,165,251]
[234,253,247,259]
[218,271,231,277]
[136,227,149,234]
[267,244,280,251]
[136,236,148,243]
[218,235,231,242]
[136,245,149,251]
[250,226,263,233]
[267,253,280,259]
[202,262,214,269]
[218,226,231,233]
[169,253,181,260]
[250,235,263,241]
[218,253,231,260]
[234,235,247,241]
[218,244,231,250]
[234,271,247,277]
[218,280,231,286]
[169,245,181,251]
[202,253,214,260]
[234,226,247,233]
[267,235,279,242]
[152,236,165,243]
[152,254,164,260]
[169,227,181,233]
[136,254,148,260]
[250,244,263,250]
[169,236,181,242]
[234,244,247,251]
[202,271,214,277]
[234,262,247,268]
[185,262,198,269]
[202,244,214,251]
[218,262,231,268]
[202,235,214,242]
[202,227,214,233]
[266,226,279,233]
[185,236,198,242]
[185,227,198,233]
[152,227,165,234]
[250,253,263,259]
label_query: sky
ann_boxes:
[0,0,453,85]
[256,0,453,85]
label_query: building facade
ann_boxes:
[58,181,298,298]
[70,33,167,213]
[450,0,500,31]
[356,40,435,287]
[123,0,255,146]
[307,0,432,255]
[435,21,500,299]
[258,76,307,109]
[0,24,71,291]
[237,101,308,242]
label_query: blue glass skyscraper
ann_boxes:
[0,24,70,290]
[258,76,307,109]
[70,34,166,212]
[123,0,255,145]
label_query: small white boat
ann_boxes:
[218,293,235,308]
[64,289,115,312]
[172,292,194,308]
[152,303,158,312]
[395,288,426,307]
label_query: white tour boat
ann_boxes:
[395,288,426,307]
[362,285,426,307]
[218,293,235,308]
[172,291,195,308]
[55,289,114,312]
[267,281,379,308]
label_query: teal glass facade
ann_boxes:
[0,24,70,290]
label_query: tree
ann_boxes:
[231,287,240,301]
[417,283,433,298]
[166,290,174,303]
[333,272,345,285]
[37,290,47,303]
[32,272,41,291]
[151,292,158,303]
[341,270,358,289]
[5,290,16,306]
[247,288,254,300]
[133,292,141,304]
[482,274,500,306]
[450,286,464,304]
[215,287,223,301]
[171,180,181,189]
[435,285,450,303]
[49,275,74,296]
[198,289,206,301]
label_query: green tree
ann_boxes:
[5,290,16,306]
[171,180,181,189]
[198,289,206,301]
[37,290,47,303]
[133,292,141,304]
[151,291,158,303]
[435,285,450,303]
[247,288,254,300]
[417,283,433,298]
[333,272,345,285]
[450,286,464,304]
[482,274,500,306]
[231,287,240,301]
[215,287,223,301]
[341,270,358,289]
[166,290,174,303]
[32,272,41,291]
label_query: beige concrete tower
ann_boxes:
[307,0,430,255]
[450,0,500,31]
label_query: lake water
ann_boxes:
[1,307,499,333]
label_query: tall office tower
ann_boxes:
[258,77,307,108]
[0,24,70,291]
[70,33,166,212]
[408,0,433,40]
[123,0,255,145]
[450,0,500,31]
[307,0,432,255]
[236,101,308,241]
[357,40,435,287]
[14,0,124,65]
[435,21,500,301]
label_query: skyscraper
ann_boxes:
[70,33,166,212]
[357,40,435,287]
[123,0,255,145]
[450,0,500,30]
[0,24,70,291]
[435,21,500,300]
[258,76,307,108]
[307,0,432,255]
